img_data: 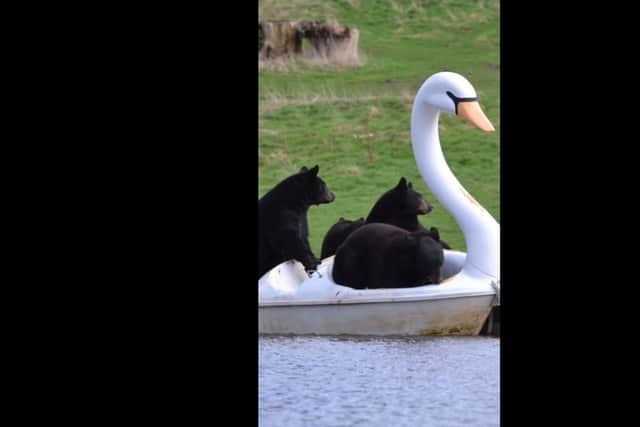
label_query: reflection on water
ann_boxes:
[259,336,499,427]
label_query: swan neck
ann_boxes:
[411,103,499,279]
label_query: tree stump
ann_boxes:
[259,21,303,59]
[259,20,360,64]
[297,20,359,62]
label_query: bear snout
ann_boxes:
[324,191,336,203]
[417,200,432,214]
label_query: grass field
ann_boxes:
[259,0,499,255]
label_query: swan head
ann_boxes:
[418,71,495,132]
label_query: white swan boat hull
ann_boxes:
[260,293,495,336]
[259,251,499,336]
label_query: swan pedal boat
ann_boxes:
[259,71,500,336]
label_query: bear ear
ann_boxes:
[309,165,319,176]
[408,181,413,189]
[339,217,345,221]
[397,177,408,190]
[299,166,309,173]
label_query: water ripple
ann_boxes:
[260,336,499,427]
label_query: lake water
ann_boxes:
[259,336,499,427]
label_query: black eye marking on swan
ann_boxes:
[446,91,477,115]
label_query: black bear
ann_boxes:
[258,165,335,279]
[332,223,444,289]
[366,177,432,229]
[320,217,365,259]
[320,177,450,258]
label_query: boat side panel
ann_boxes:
[259,295,493,336]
